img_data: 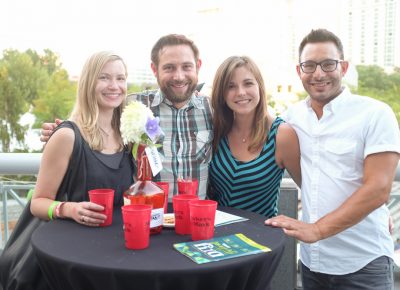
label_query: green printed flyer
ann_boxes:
[173,233,271,264]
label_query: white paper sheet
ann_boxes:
[214,210,249,227]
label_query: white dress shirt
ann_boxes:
[284,87,400,275]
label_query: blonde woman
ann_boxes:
[31,51,134,226]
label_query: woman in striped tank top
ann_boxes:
[208,56,301,218]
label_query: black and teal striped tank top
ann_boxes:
[208,117,285,218]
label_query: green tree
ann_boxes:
[33,69,76,127]
[26,48,62,75]
[0,49,48,152]
[0,48,75,152]
[355,65,400,123]
[31,50,76,127]
[128,82,157,94]
[356,65,390,90]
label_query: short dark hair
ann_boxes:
[298,29,344,61]
[151,34,199,68]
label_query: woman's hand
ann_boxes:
[63,201,107,227]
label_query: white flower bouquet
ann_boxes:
[120,101,163,160]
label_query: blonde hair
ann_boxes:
[211,56,269,153]
[70,51,127,151]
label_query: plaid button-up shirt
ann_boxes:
[127,90,213,200]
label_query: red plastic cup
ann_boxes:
[172,194,199,235]
[191,178,198,196]
[121,204,152,250]
[189,200,218,241]
[156,182,169,213]
[178,178,198,196]
[88,188,114,227]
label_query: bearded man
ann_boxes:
[127,34,212,199]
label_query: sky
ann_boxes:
[1,0,347,151]
[0,0,344,88]
[1,0,190,75]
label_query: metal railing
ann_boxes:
[0,153,42,175]
[1,153,400,247]
[0,153,41,246]
[0,182,34,245]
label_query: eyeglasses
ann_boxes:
[299,59,343,73]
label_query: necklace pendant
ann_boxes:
[242,138,246,143]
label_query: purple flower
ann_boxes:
[145,117,162,141]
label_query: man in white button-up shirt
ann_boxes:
[266,29,400,290]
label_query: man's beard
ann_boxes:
[160,80,197,105]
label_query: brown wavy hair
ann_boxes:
[211,56,269,153]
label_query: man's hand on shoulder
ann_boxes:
[40,118,63,143]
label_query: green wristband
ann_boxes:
[48,201,60,220]
[26,189,34,201]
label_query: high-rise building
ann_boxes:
[342,0,400,70]
[133,0,398,102]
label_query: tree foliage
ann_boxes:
[26,49,62,76]
[28,49,75,127]
[0,50,48,152]
[33,69,76,127]
[355,65,400,123]
[0,49,75,152]
[128,82,157,94]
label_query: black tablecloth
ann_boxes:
[31,206,286,290]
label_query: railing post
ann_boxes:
[270,178,299,290]
[0,153,40,247]
[0,181,3,247]
[0,181,8,247]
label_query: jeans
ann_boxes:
[301,256,394,290]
